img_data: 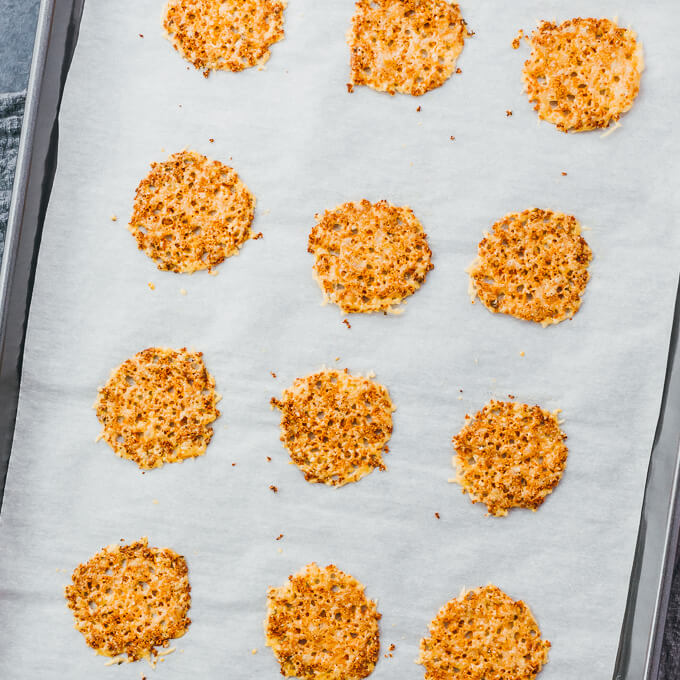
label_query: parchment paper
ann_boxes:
[1,1,680,677]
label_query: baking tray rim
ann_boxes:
[0,2,678,678]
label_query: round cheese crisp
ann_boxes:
[418,585,550,680]
[265,563,381,680]
[95,347,220,470]
[468,208,592,326]
[452,400,568,517]
[271,368,395,486]
[308,199,433,314]
[65,538,191,662]
[348,0,470,96]
[162,0,286,74]
[522,17,643,132]
[129,150,256,274]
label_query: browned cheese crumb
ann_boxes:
[65,538,191,662]
[308,199,433,314]
[348,0,470,96]
[467,208,592,326]
[418,585,550,679]
[522,18,643,132]
[271,369,395,486]
[511,28,524,49]
[265,563,381,680]
[452,400,568,516]
[162,0,285,74]
[95,347,220,470]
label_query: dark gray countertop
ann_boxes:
[0,0,39,92]
[0,3,678,676]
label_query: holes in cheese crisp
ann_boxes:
[271,369,394,486]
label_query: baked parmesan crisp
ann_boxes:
[308,199,433,314]
[418,585,550,680]
[265,563,381,680]
[129,150,256,273]
[348,0,470,96]
[95,347,220,470]
[452,400,568,517]
[468,208,592,326]
[271,369,394,486]
[522,17,643,132]
[162,0,286,73]
[65,538,191,662]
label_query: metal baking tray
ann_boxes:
[0,1,678,678]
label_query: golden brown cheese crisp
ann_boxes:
[65,538,191,662]
[468,208,592,326]
[270,368,394,486]
[308,199,433,314]
[522,17,644,132]
[452,400,568,517]
[418,585,550,680]
[348,0,470,96]
[162,0,286,73]
[129,150,256,274]
[95,347,220,470]
[265,563,381,680]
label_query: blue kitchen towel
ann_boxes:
[0,90,26,262]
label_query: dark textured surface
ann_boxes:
[0,0,39,259]
[0,0,40,91]
[661,549,680,678]
[0,2,679,677]
[0,92,25,260]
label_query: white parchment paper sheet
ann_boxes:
[1,1,680,677]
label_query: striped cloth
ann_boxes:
[0,90,25,261]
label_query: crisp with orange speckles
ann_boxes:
[468,208,592,326]
[521,17,643,132]
[162,0,285,73]
[95,347,220,469]
[308,199,433,314]
[271,369,394,486]
[418,585,550,680]
[348,0,470,96]
[265,563,381,680]
[65,538,191,662]
[129,150,256,273]
[452,400,568,516]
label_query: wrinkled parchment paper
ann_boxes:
[1,1,680,677]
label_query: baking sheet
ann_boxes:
[1,0,679,677]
